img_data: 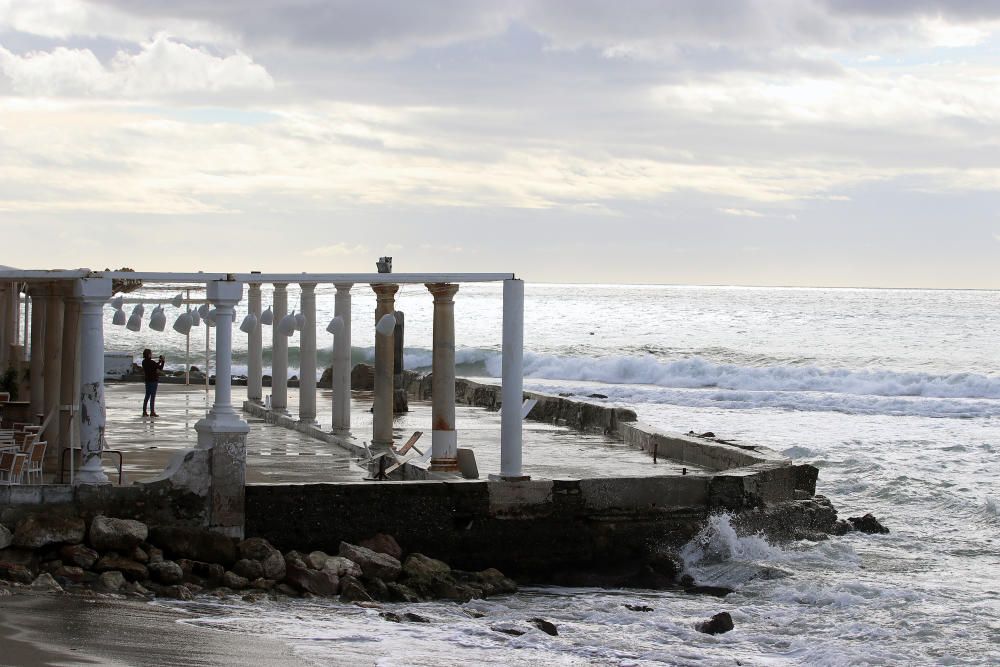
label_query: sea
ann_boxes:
[111,283,1000,666]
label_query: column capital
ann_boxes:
[248,282,262,293]
[73,277,112,303]
[207,280,243,309]
[272,282,288,291]
[300,282,317,292]
[372,283,399,298]
[425,283,459,302]
[335,283,354,292]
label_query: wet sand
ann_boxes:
[0,593,301,666]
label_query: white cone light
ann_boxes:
[110,295,124,310]
[375,313,396,337]
[173,312,193,335]
[171,293,184,308]
[190,308,201,326]
[126,312,142,332]
[260,305,273,326]
[149,306,166,332]
[278,310,297,337]
[206,308,217,326]
[295,312,306,330]
[112,308,126,326]
[197,303,210,319]
[240,312,258,334]
[326,315,344,336]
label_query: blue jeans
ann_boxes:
[143,381,158,414]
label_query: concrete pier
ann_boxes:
[298,283,317,423]
[332,283,352,435]
[427,283,459,471]
[271,283,288,411]
[371,283,398,450]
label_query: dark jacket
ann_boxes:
[142,357,164,383]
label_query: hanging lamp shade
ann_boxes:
[173,312,193,335]
[278,310,297,337]
[260,305,274,325]
[112,308,126,326]
[375,313,396,337]
[109,295,124,310]
[189,308,201,326]
[326,315,344,336]
[131,303,144,317]
[197,303,210,319]
[240,312,258,334]
[170,293,184,308]
[126,312,142,332]
[149,306,166,332]
[295,312,306,330]
[206,308,217,326]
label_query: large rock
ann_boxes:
[0,525,12,550]
[359,534,403,561]
[233,559,264,581]
[848,514,889,534]
[222,571,249,590]
[338,575,373,603]
[0,562,34,584]
[474,568,518,596]
[13,515,85,549]
[339,542,401,582]
[88,516,148,552]
[149,526,237,566]
[30,573,63,593]
[97,571,126,592]
[284,561,339,596]
[402,553,450,579]
[321,556,362,579]
[696,612,735,635]
[306,551,331,570]
[261,551,286,581]
[94,553,148,582]
[148,560,185,585]
[237,537,279,562]
[53,565,85,583]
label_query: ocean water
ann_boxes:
[114,284,1000,665]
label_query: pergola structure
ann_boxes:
[0,268,527,489]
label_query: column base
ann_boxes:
[488,473,532,482]
[429,457,459,472]
[74,467,110,485]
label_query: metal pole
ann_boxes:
[184,289,190,386]
[497,278,527,480]
[205,309,210,395]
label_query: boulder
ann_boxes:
[13,515,85,549]
[88,516,148,552]
[222,571,249,590]
[149,526,236,566]
[260,551,286,581]
[359,534,403,561]
[529,618,558,636]
[338,575,373,603]
[696,612,734,635]
[30,573,63,593]
[339,542,401,582]
[321,556,362,579]
[147,546,164,564]
[401,553,450,580]
[366,577,389,601]
[284,561,339,596]
[237,537,279,562]
[94,553,148,582]
[148,560,184,585]
[848,514,889,534]
[386,582,420,603]
[159,584,193,601]
[59,544,99,569]
[475,568,517,596]
[251,578,276,591]
[53,566,85,583]
[97,571,126,592]
[0,525,12,550]
[0,562,34,584]
[130,546,149,563]
[306,551,332,570]
[233,559,264,581]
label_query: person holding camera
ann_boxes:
[142,348,165,417]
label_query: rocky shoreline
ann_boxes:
[0,514,518,606]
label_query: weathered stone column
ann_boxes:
[247,279,263,403]
[371,283,398,450]
[0,284,8,370]
[426,283,459,471]
[494,278,529,481]
[332,283,353,434]
[76,277,111,485]
[271,283,288,411]
[42,283,64,446]
[57,292,81,472]
[194,280,249,537]
[28,287,46,419]
[298,283,317,423]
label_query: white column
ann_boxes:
[76,277,111,485]
[426,283,459,471]
[247,280,263,402]
[496,279,528,481]
[198,280,244,430]
[0,284,8,369]
[29,288,46,418]
[299,283,317,423]
[332,283,353,434]
[271,283,288,411]
[57,294,80,471]
[42,283,64,446]
[371,283,398,450]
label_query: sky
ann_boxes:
[1,0,999,288]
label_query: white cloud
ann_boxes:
[719,208,764,218]
[0,34,272,97]
[303,243,368,257]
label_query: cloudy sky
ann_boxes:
[1,1,999,287]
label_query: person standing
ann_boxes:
[142,348,165,417]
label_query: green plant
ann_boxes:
[0,366,18,400]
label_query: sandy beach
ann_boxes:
[0,593,300,667]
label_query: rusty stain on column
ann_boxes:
[371,283,398,450]
[42,283,64,447]
[426,283,459,472]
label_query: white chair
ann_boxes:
[0,451,26,485]
[25,440,46,485]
